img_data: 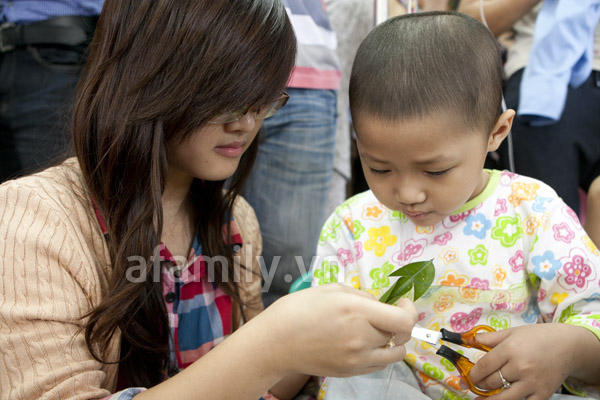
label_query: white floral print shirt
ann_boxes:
[314,170,600,399]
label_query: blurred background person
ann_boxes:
[459,0,600,246]
[0,0,102,183]
[243,0,341,306]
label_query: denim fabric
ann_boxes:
[0,45,84,182]
[243,88,337,306]
[0,0,104,24]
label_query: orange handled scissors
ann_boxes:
[411,324,500,396]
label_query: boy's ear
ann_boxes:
[487,109,515,152]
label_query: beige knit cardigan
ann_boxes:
[0,159,264,399]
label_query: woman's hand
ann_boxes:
[467,323,600,400]
[263,283,418,378]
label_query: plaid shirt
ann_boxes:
[94,207,243,400]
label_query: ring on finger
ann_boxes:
[498,370,511,390]
[385,334,396,348]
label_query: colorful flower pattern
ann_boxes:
[319,217,341,244]
[313,260,339,285]
[440,247,460,265]
[336,248,354,267]
[362,203,384,221]
[531,250,562,280]
[468,245,488,266]
[494,198,507,217]
[433,232,452,246]
[491,215,522,247]
[314,170,600,400]
[450,308,483,332]
[369,261,395,288]
[553,222,575,243]
[433,293,455,313]
[559,250,597,292]
[463,214,492,239]
[364,226,397,257]
[509,250,524,272]
[352,220,365,239]
[508,181,539,206]
[392,238,427,264]
[523,215,540,236]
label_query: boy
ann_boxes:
[313,11,600,399]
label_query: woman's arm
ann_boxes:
[136,284,418,400]
[457,0,541,36]
[0,181,417,400]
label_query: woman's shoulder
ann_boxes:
[0,158,108,276]
[0,158,89,213]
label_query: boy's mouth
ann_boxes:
[404,210,430,220]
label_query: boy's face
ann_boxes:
[355,112,508,227]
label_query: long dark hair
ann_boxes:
[73,0,296,387]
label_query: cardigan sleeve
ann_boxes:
[0,179,118,400]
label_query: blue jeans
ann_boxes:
[244,88,337,306]
[0,44,85,182]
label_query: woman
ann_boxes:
[0,1,417,399]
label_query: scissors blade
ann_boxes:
[411,325,443,347]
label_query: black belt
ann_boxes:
[0,15,98,53]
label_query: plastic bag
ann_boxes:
[319,361,430,400]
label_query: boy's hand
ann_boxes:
[467,324,581,399]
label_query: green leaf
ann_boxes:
[379,259,435,304]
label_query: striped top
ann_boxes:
[284,0,341,90]
[97,213,243,399]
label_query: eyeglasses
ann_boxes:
[208,92,289,124]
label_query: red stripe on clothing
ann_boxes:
[215,292,232,335]
[91,198,108,235]
[180,281,206,300]
[289,67,341,90]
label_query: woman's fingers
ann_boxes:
[315,283,418,347]
[331,344,409,377]
[362,295,418,345]
[271,284,419,377]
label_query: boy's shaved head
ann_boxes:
[350,11,503,133]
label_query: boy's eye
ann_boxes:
[369,168,390,175]
[425,169,450,176]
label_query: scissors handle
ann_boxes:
[436,345,502,397]
[441,325,495,352]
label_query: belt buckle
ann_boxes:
[0,22,16,52]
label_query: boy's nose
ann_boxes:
[395,180,426,206]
